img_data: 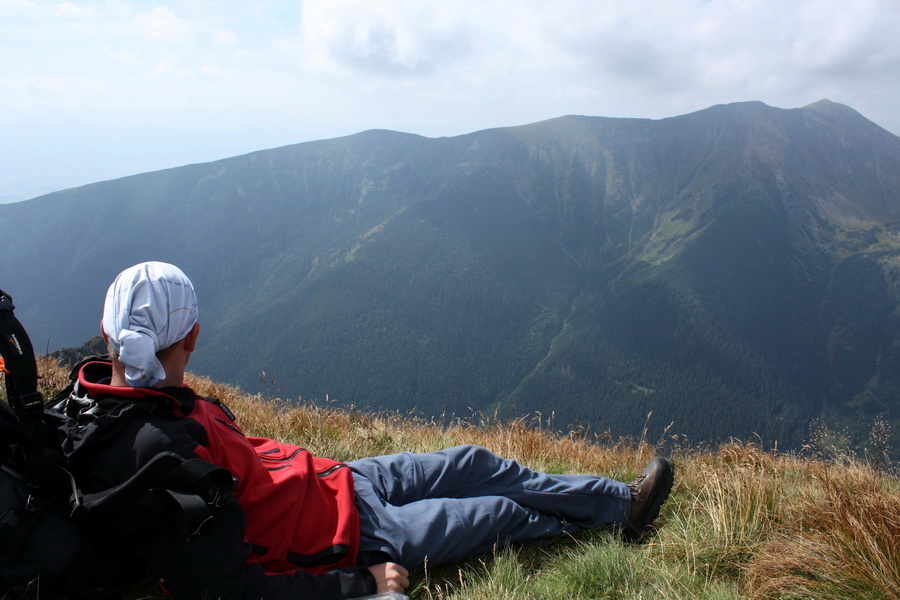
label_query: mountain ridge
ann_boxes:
[3,100,899,451]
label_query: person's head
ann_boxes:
[101,261,199,388]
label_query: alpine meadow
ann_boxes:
[3,99,900,455]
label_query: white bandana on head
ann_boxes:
[102,262,199,387]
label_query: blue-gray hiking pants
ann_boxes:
[348,444,631,568]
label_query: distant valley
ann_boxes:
[3,99,899,452]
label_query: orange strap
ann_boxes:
[0,355,8,374]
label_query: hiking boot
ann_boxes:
[623,456,674,541]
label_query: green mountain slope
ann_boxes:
[3,100,900,450]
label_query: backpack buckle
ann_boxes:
[24,492,47,516]
[205,485,230,508]
[19,391,44,416]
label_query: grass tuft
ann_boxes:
[746,464,900,600]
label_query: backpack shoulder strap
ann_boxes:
[0,291,87,514]
[0,290,43,436]
[0,290,53,494]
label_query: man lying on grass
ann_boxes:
[48,261,674,600]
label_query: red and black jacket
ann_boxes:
[46,359,377,599]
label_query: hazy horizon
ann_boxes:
[4,0,899,203]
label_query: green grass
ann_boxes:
[28,357,900,600]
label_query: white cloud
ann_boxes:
[300,0,475,77]
[788,0,900,79]
[132,6,190,43]
[0,0,36,9]
[199,65,224,78]
[213,29,238,45]
[55,1,95,18]
[4,0,900,203]
[103,48,142,65]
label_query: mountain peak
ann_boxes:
[804,98,849,111]
[802,98,867,122]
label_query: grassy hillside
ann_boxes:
[7,101,900,456]
[34,357,900,600]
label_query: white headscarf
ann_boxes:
[102,262,199,387]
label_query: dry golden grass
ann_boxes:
[21,358,900,600]
[36,354,75,397]
[183,371,646,481]
[746,463,900,600]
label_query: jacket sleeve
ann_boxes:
[142,493,378,600]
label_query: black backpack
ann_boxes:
[0,289,235,599]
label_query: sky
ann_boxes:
[2,0,900,203]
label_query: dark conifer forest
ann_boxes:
[3,100,900,452]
